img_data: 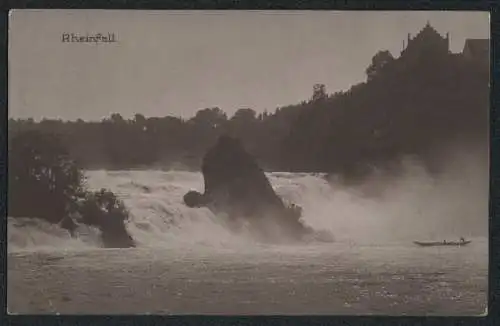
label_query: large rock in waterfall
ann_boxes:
[183,135,316,242]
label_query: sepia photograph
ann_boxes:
[7,9,489,315]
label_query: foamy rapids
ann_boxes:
[8,161,488,253]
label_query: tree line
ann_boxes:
[9,45,489,183]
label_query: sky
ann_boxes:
[9,10,489,121]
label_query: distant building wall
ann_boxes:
[462,39,489,66]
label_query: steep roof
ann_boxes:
[408,21,447,43]
[416,21,445,39]
[463,39,489,58]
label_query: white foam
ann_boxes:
[8,156,488,253]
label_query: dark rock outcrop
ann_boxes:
[76,189,136,248]
[99,218,136,248]
[59,215,78,237]
[184,135,313,242]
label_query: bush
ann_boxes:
[76,189,135,248]
[8,130,84,223]
[8,130,135,248]
[76,189,127,226]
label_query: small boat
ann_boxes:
[413,240,471,247]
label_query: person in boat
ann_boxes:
[460,237,465,243]
[183,134,311,241]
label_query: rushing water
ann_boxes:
[7,170,488,315]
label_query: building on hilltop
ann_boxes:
[400,21,450,59]
[398,21,489,68]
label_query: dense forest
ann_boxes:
[9,25,489,183]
